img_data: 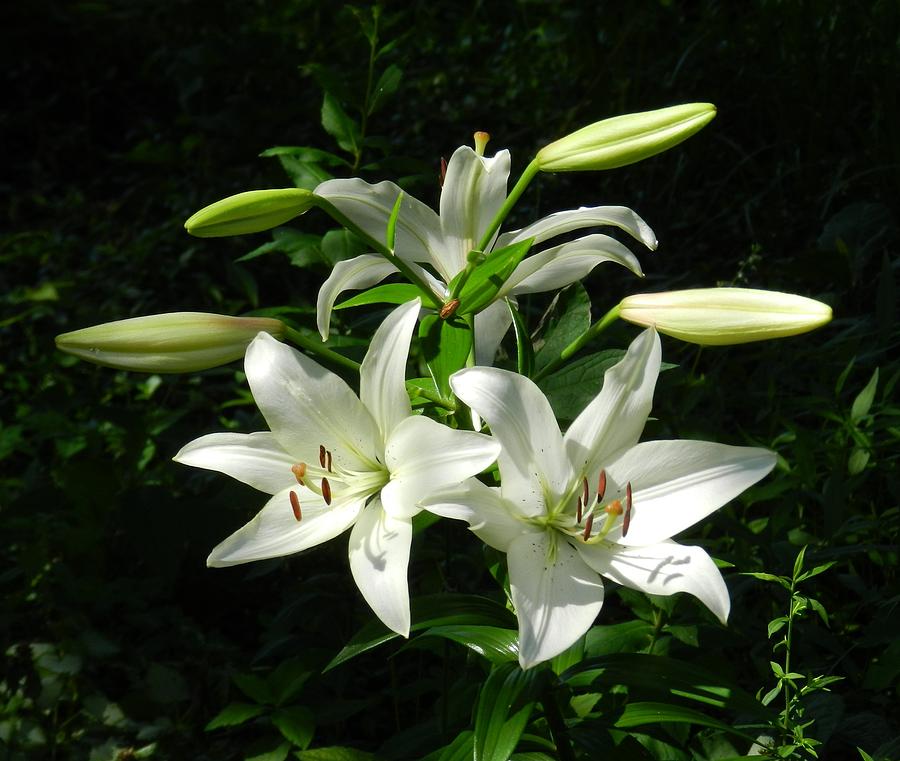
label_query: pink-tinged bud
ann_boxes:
[184,188,315,237]
[55,312,285,373]
[618,288,833,345]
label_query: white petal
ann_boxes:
[348,499,412,636]
[381,415,501,519]
[315,178,444,270]
[602,440,776,546]
[207,488,362,567]
[439,146,511,278]
[316,254,398,339]
[508,532,605,669]
[359,300,419,440]
[451,367,572,517]
[502,234,644,298]
[473,298,513,366]
[173,431,297,495]
[422,479,539,552]
[564,327,660,476]
[577,540,730,623]
[245,332,381,471]
[496,205,657,250]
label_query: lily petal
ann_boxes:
[173,432,297,495]
[315,178,444,270]
[508,532,605,669]
[496,205,657,251]
[451,367,572,516]
[501,234,644,299]
[207,488,362,567]
[245,332,381,471]
[577,539,730,623]
[564,327,660,476]
[422,479,538,552]
[439,146,511,278]
[602,440,776,546]
[359,300,419,441]
[316,254,399,339]
[348,499,412,636]
[381,415,501,520]
[473,299,513,366]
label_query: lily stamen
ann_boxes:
[597,469,607,502]
[326,450,333,473]
[292,463,307,483]
[582,511,594,540]
[581,476,589,507]
[576,496,582,524]
[321,477,332,505]
[289,490,302,522]
[319,444,327,468]
[623,482,633,537]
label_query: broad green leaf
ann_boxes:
[321,94,361,155]
[474,663,539,761]
[247,742,291,761]
[334,284,423,310]
[204,702,266,731]
[326,594,515,670]
[742,572,791,591]
[429,731,474,761]
[508,302,534,378]
[583,621,655,657]
[321,229,366,266]
[792,546,808,580]
[233,672,273,705]
[538,350,625,422]
[420,625,518,663]
[260,146,350,166]
[850,367,879,423]
[269,658,312,706]
[767,618,788,638]
[848,447,870,475]
[385,192,404,251]
[534,284,591,372]
[237,230,322,265]
[613,701,756,741]
[419,314,472,399]
[296,748,374,761]
[277,156,332,190]
[455,239,534,316]
[510,755,557,761]
[271,706,314,749]
[797,561,837,583]
[369,64,403,115]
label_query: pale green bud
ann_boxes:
[618,288,832,345]
[535,103,716,172]
[184,188,315,237]
[55,312,286,372]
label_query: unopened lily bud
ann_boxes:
[536,103,716,172]
[185,188,315,237]
[618,288,832,345]
[55,313,286,372]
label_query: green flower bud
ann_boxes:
[618,288,832,345]
[184,188,315,237]
[56,313,286,372]
[536,103,716,172]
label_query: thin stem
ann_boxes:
[541,684,577,761]
[534,304,622,381]
[475,158,541,252]
[784,577,797,734]
[283,326,360,372]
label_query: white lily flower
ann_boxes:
[314,142,656,362]
[423,328,775,668]
[173,300,500,636]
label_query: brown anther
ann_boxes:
[326,450,333,473]
[289,491,302,522]
[319,444,327,468]
[439,298,460,319]
[581,476,589,506]
[597,469,607,501]
[604,499,623,516]
[321,477,332,505]
[582,511,595,541]
[623,482,633,537]
[576,497,582,524]
[291,463,307,483]
[439,157,448,188]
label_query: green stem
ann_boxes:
[541,685,577,761]
[314,197,442,308]
[783,577,797,735]
[475,158,540,252]
[283,326,360,373]
[406,381,456,412]
[534,303,622,381]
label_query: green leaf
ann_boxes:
[474,663,538,761]
[233,673,273,705]
[271,706,314,749]
[326,594,515,671]
[420,625,518,663]
[848,447,870,475]
[767,618,788,638]
[321,229,366,266]
[538,350,625,422]
[850,367,879,423]
[369,64,403,115]
[296,747,374,761]
[385,192,403,251]
[583,621,655,657]
[334,284,422,310]
[236,230,322,265]
[204,702,266,731]
[455,239,534,316]
[260,146,349,166]
[761,684,782,706]
[247,742,291,761]
[742,572,792,591]
[419,314,472,400]
[534,284,591,372]
[321,93,361,155]
[508,301,534,378]
[792,546,808,580]
[269,658,312,706]
[613,701,756,741]
[796,561,837,584]
[429,731,474,761]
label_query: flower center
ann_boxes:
[285,443,389,522]
[548,469,634,544]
